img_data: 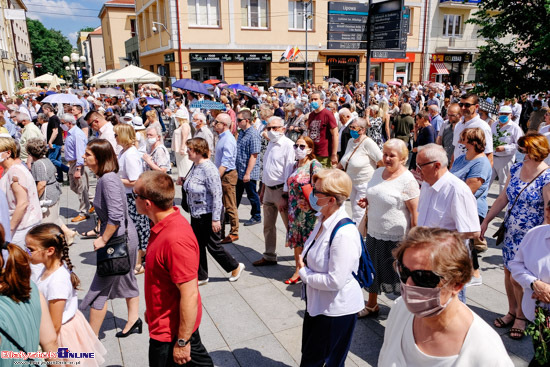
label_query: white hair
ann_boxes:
[267,116,284,126]
[194,112,206,123]
[338,107,351,116]
[354,117,367,129]
[60,113,76,125]
[418,143,448,167]
[429,105,440,114]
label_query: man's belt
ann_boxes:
[224,169,235,175]
[266,183,284,190]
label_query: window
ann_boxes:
[241,0,268,28]
[443,14,462,37]
[288,1,312,30]
[130,19,136,38]
[188,0,220,27]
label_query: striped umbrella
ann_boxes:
[190,100,226,111]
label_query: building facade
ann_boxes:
[10,0,33,85]
[98,0,136,70]
[87,27,107,75]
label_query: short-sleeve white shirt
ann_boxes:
[417,171,480,233]
[118,146,144,194]
[452,115,493,159]
[36,266,78,324]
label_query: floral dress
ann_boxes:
[502,163,550,268]
[367,116,384,149]
[286,160,323,249]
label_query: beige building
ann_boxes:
[86,27,107,75]
[99,0,136,70]
[10,0,33,84]
[135,0,428,86]
[0,0,28,93]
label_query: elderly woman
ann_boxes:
[509,211,550,366]
[286,104,307,142]
[114,123,150,275]
[481,133,550,339]
[184,138,244,285]
[450,128,492,286]
[284,136,322,284]
[367,105,384,149]
[337,117,383,224]
[392,102,415,146]
[26,138,77,245]
[80,139,140,339]
[409,111,436,170]
[0,137,41,247]
[144,109,162,139]
[357,139,419,317]
[378,227,514,366]
[298,169,364,366]
[143,127,171,173]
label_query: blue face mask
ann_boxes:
[534,107,539,111]
[310,101,320,110]
[499,115,509,123]
[309,192,326,212]
[261,119,267,125]
[350,130,360,139]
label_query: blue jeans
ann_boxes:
[48,144,69,181]
[236,179,261,221]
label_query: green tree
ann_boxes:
[27,19,73,79]
[468,0,550,99]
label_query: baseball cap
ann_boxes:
[499,105,513,114]
[175,109,187,119]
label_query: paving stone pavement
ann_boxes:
[57,174,532,367]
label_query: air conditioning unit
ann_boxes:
[449,37,456,47]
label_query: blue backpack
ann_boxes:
[329,218,375,288]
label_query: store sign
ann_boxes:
[189,53,271,62]
[431,53,473,63]
[327,1,369,15]
[371,52,415,63]
[326,56,360,65]
[164,53,175,63]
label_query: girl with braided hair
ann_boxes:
[26,223,106,366]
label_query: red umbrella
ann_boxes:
[203,79,221,85]
[388,81,401,86]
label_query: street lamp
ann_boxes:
[62,53,86,88]
[304,0,312,84]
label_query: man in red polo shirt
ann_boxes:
[307,92,339,168]
[135,171,213,367]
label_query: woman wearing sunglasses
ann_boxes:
[379,227,513,366]
[297,169,364,367]
[284,136,322,284]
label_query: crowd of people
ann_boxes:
[0,79,549,366]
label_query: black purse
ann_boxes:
[181,164,194,213]
[97,216,131,277]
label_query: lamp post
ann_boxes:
[304,0,312,84]
[152,22,172,40]
[62,53,86,88]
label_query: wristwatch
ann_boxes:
[177,338,190,347]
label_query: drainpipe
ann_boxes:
[175,0,183,79]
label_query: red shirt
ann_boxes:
[307,108,338,157]
[144,207,202,342]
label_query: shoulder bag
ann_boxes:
[97,216,131,277]
[344,137,366,172]
[299,160,316,206]
[493,168,548,245]
[181,164,194,213]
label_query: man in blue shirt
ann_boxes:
[61,113,90,222]
[213,113,239,243]
[429,105,444,136]
[235,109,262,226]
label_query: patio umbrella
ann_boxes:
[18,86,44,94]
[429,82,445,90]
[369,82,388,88]
[97,87,125,96]
[238,91,259,107]
[131,97,163,106]
[326,78,342,84]
[190,100,226,111]
[202,83,215,91]
[387,81,402,86]
[45,90,57,96]
[273,82,295,89]
[172,79,210,95]
[224,84,254,93]
[275,76,291,82]
[42,93,83,105]
[203,79,221,85]
[142,83,162,91]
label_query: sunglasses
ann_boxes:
[312,188,332,197]
[349,126,362,131]
[294,144,307,150]
[458,102,474,108]
[237,118,247,122]
[395,261,443,288]
[265,126,282,131]
[131,189,150,201]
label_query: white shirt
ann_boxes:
[298,205,365,317]
[452,115,493,160]
[417,171,480,233]
[262,135,296,191]
[337,118,354,152]
[509,224,550,322]
[36,265,78,324]
[378,297,514,367]
[99,122,118,153]
[491,121,524,157]
[512,102,522,125]
[339,136,383,187]
[118,146,144,194]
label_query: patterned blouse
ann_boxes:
[184,160,223,221]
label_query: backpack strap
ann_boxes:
[329,217,355,247]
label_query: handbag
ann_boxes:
[181,164,194,213]
[358,209,368,238]
[299,161,315,206]
[0,326,40,367]
[97,216,131,277]
[493,168,548,246]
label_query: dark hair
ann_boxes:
[238,109,252,121]
[0,224,32,302]
[186,137,209,158]
[460,93,479,105]
[72,104,83,113]
[86,139,119,176]
[139,97,148,105]
[139,171,175,210]
[42,103,54,113]
[26,223,80,290]
[415,111,430,122]
[26,138,49,159]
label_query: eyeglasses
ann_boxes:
[312,188,332,197]
[265,126,282,131]
[213,120,223,125]
[416,160,437,169]
[458,102,474,108]
[349,126,362,131]
[395,261,443,288]
[237,118,247,122]
[447,113,459,118]
[132,190,150,201]
[294,144,307,150]
[90,119,99,125]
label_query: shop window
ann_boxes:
[288,1,313,31]
[130,19,136,38]
[244,62,270,86]
[289,63,312,83]
[241,0,269,29]
[188,0,220,27]
[443,14,462,37]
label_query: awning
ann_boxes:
[430,62,449,75]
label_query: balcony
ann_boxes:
[439,0,480,9]
[434,36,482,53]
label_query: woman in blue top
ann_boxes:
[450,128,492,286]
[409,111,436,170]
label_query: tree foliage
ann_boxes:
[78,27,96,41]
[468,0,550,99]
[27,19,73,79]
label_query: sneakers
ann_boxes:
[243,217,261,226]
[465,275,482,287]
[198,278,209,286]
[229,263,245,282]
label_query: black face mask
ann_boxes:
[17,122,24,128]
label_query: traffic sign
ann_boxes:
[328,32,367,41]
[328,42,367,50]
[371,50,406,59]
[370,30,400,41]
[77,70,82,79]
[372,40,400,49]
[328,14,367,24]
[369,0,405,51]
[328,23,366,33]
[327,1,369,15]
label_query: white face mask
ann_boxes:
[294,147,310,160]
[267,130,283,142]
[60,123,69,132]
[147,138,157,145]
[0,152,6,163]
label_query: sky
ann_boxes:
[25,0,106,47]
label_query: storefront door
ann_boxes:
[329,65,357,84]
[191,62,223,81]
